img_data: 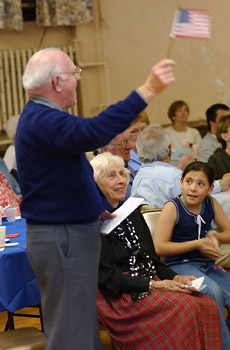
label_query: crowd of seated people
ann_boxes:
[90,152,222,350]
[1,100,229,348]
[93,101,230,203]
[131,124,230,208]
[131,123,230,267]
[91,131,230,348]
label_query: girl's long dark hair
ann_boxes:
[182,161,215,186]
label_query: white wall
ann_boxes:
[1,0,230,126]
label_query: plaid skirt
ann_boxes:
[97,290,221,350]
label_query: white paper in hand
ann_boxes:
[100,197,144,234]
[185,277,205,291]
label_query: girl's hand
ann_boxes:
[149,279,192,294]
[198,237,221,259]
[206,230,220,249]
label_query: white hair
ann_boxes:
[136,125,171,162]
[22,48,68,90]
[90,152,130,184]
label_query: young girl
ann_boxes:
[154,161,230,350]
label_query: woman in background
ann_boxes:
[165,100,201,152]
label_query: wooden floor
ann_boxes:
[0,307,114,350]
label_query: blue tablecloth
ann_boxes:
[0,218,40,312]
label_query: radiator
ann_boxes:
[0,45,79,133]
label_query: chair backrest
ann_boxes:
[139,204,162,240]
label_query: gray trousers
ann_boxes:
[27,222,102,350]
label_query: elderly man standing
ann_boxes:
[15,47,175,350]
[131,125,230,208]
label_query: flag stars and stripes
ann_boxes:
[170,9,211,39]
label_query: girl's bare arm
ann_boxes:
[154,201,221,259]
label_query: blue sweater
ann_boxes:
[15,90,146,224]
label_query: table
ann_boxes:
[0,218,40,313]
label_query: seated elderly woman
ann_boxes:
[90,152,221,350]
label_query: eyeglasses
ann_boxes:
[110,139,132,147]
[58,67,82,77]
[129,127,145,135]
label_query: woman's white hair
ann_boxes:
[22,48,67,90]
[90,152,130,185]
[136,124,171,162]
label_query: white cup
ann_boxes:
[0,226,6,251]
[5,208,16,222]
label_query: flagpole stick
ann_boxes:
[167,36,175,59]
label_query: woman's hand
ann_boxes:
[173,274,196,285]
[149,279,193,294]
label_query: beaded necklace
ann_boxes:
[114,218,156,301]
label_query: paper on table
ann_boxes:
[100,197,144,234]
[5,242,19,246]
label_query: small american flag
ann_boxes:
[170,9,211,39]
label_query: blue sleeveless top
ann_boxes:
[165,195,215,266]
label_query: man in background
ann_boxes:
[101,129,134,199]
[197,103,229,162]
[15,47,176,350]
[101,112,150,199]
[127,111,150,174]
